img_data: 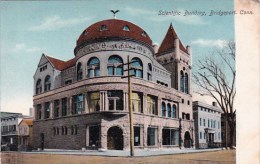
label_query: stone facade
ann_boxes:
[193,101,222,149]
[32,18,194,151]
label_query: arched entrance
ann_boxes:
[107,126,123,150]
[184,131,192,148]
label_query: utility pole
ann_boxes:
[121,55,135,157]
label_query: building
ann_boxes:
[193,101,222,149]
[32,18,193,150]
[18,118,33,151]
[1,112,23,151]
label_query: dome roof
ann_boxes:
[76,19,152,47]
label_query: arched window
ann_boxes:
[44,75,51,91]
[184,73,189,94]
[147,63,152,81]
[107,55,123,76]
[172,104,177,118]
[77,62,83,81]
[87,57,100,78]
[36,79,42,94]
[123,25,130,31]
[180,71,184,92]
[167,103,171,118]
[161,102,166,117]
[131,57,143,78]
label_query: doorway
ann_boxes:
[184,131,192,148]
[40,133,44,150]
[107,126,123,150]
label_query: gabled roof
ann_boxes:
[19,119,33,126]
[157,23,188,54]
[46,55,76,71]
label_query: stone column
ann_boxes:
[142,94,147,114]
[50,101,54,118]
[158,98,162,116]
[143,124,147,147]
[86,126,89,147]
[158,126,162,148]
[84,93,88,113]
[33,105,37,120]
[104,91,108,111]
[68,96,72,115]
[140,126,144,147]
[100,124,107,149]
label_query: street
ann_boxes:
[1,150,235,164]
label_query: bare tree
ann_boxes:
[193,41,236,149]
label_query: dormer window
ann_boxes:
[123,25,130,31]
[83,30,87,36]
[142,31,147,37]
[100,25,108,31]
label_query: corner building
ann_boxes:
[33,19,194,150]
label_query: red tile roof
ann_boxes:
[46,55,76,71]
[77,19,152,47]
[157,24,188,54]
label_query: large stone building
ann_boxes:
[32,18,193,150]
[193,101,222,149]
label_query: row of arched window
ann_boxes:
[180,71,189,94]
[161,102,178,118]
[77,55,152,81]
[36,75,51,94]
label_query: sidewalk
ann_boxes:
[21,148,224,157]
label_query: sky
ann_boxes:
[0,0,234,115]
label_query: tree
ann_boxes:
[193,41,236,149]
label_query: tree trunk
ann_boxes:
[228,120,235,149]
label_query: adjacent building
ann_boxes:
[193,101,222,149]
[32,18,193,150]
[18,118,33,151]
[1,112,23,151]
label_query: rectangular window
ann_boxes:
[147,95,157,115]
[211,120,213,128]
[62,98,68,116]
[186,113,190,120]
[200,132,202,139]
[54,100,59,118]
[203,119,206,126]
[89,126,100,147]
[134,126,141,146]
[132,92,143,113]
[199,118,202,126]
[89,92,100,112]
[218,121,220,129]
[147,127,157,146]
[44,102,50,119]
[108,90,123,111]
[72,94,84,114]
[208,119,210,128]
[162,128,179,146]
[37,104,42,120]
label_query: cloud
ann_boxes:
[13,43,42,53]
[29,16,89,31]
[191,39,226,48]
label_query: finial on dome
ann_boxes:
[110,10,120,19]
